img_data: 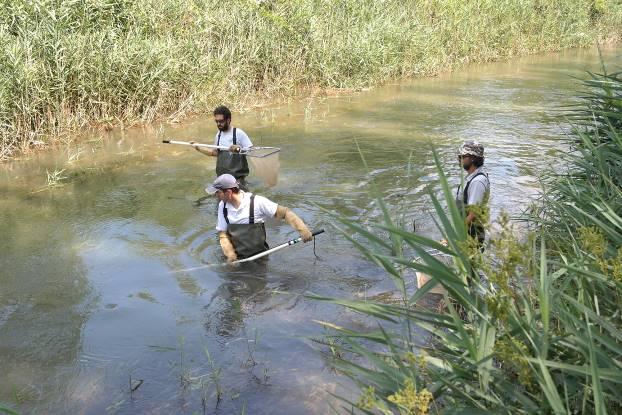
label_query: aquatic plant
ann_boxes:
[312,69,622,413]
[245,328,260,367]
[1,0,621,159]
[204,345,223,406]
[45,168,66,188]
[0,403,19,415]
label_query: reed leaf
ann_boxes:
[313,66,622,413]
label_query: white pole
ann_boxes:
[168,230,324,273]
[162,139,280,157]
[163,139,231,151]
[233,229,325,264]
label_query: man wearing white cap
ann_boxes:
[206,174,313,262]
[455,140,490,246]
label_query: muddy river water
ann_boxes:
[1,47,620,414]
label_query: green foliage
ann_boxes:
[1,0,622,159]
[0,403,19,415]
[312,69,622,413]
[387,379,434,415]
[537,69,622,271]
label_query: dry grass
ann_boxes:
[1,0,621,160]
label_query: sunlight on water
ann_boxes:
[0,46,620,414]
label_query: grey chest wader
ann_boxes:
[223,194,269,259]
[456,172,488,244]
[216,128,250,183]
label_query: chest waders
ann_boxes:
[216,128,250,181]
[456,171,488,245]
[223,194,270,259]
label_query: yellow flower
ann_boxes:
[358,386,377,410]
[495,337,533,388]
[579,227,606,258]
[387,379,433,415]
[405,352,427,371]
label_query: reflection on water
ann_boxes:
[1,46,620,414]
[204,262,270,338]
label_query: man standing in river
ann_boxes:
[455,140,490,248]
[193,106,253,189]
[206,174,313,263]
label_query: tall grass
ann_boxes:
[312,69,622,413]
[0,403,18,415]
[1,0,622,159]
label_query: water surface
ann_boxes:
[1,46,620,414]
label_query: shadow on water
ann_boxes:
[1,46,621,414]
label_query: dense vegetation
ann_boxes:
[1,0,622,159]
[314,69,622,413]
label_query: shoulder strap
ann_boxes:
[463,172,488,204]
[249,194,255,224]
[233,128,237,145]
[217,131,222,147]
[223,202,229,224]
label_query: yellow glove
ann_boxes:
[229,144,241,153]
[275,206,312,242]
[218,232,238,262]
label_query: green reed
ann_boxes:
[311,68,622,413]
[0,402,19,415]
[1,0,621,159]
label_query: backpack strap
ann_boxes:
[233,127,237,145]
[223,194,254,225]
[223,202,229,224]
[249,194,255,224]
[463,172,489,204]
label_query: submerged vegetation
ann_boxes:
[314,69,622,413]
[1,0,622,159]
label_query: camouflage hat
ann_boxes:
[458,140,484,157]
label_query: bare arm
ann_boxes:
[193,144,241,155]
[465,211,476,227]
[193,144,218,157]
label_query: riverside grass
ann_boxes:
[1,0,622,159]
[312,69,622,413]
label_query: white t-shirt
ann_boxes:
[457,167,490,206]
[216,192,278,232]
[213,127,253,149]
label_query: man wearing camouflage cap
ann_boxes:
[455,140,490,247]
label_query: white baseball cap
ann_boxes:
[205,174,239,193]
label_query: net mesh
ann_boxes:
[244,147,280,158]
[249,152,280,187]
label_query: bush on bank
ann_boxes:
[1,0,622,159]
[312,70,622,413]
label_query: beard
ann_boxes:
[462,160,473,171]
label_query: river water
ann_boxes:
[1,47,620,414]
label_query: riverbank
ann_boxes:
[1,45,619,415]
[319,67,622,413]
[1,0,621,160]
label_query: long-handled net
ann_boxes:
[249,151,279,187]
[163,139,280,187]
